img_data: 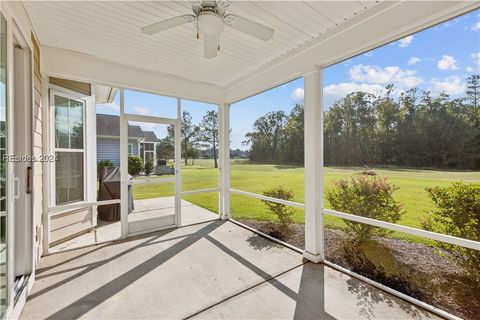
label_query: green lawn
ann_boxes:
[132,159,479,242]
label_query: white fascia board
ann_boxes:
[223,1,480,104]
[41,46,224,105]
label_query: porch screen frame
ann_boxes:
[119,93,182,239]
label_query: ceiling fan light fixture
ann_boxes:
[198,12,224,36]
[141,1,274,59]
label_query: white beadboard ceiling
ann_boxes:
[24,1,380,87]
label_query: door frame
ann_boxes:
[12,36,33,281]
[119,94,182,239]
[2,10,36,319]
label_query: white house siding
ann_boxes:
[32,34,44,260]
[97,137,139,166]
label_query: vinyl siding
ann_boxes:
[97,137,139,165]
[32,34,44,260]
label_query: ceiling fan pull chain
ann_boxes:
[218,36,220,51]
[196,18,199,39]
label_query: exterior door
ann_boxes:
[120,113,181,237]
[13,45,33,280]
[0,12,8,318]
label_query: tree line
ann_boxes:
[156,110,219,167]
[245,75,480,170]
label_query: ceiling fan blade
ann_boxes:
[141,15,195,35]
[204,34,218,59]
[225,14,274,41]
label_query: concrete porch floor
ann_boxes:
[50,198,218,253]
[22,220,440,320]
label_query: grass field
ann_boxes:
[132,159,479,242]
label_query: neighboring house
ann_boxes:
[140,131,158,166]
[96,114,158,166]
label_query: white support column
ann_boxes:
[218,103,230,220]
[303,66,324,263]
[119,88,128,238]
[175,98,182,227]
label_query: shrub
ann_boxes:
[326,175,404,242]
[422,182,480,281]
[128,155,143,176]
[98,159,114,170]
[262,185,295,238]
[144,159,154,176]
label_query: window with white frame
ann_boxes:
[54,94,85,205]
[128,143,133,155]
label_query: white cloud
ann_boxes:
[291,87,304,102]
[349,64,423,88]
[444,18,459,28]
[429,76,466,96]
[407,57,421,66]
[398,35,414,48]
[471,21,480,31]
[133,106,152,116]
[323,82,385,108]
[466,67,475,73]
[471,52,480,65]
[437,55,458,70]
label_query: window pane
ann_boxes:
[69,99,83,149]
[54,95,84,149]
[230,78,305,203]
[55,95,69,148]
[56,152,84,205]
[322,9,480,236]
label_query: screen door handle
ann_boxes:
[14,177,20,200]
[26,166,32,194]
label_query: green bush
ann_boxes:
[97,159,114,170]
[422,182,480,281]
[326,174,404,242]
[144,159,154,176]
[128,155,143,176]
[262,185,295,238]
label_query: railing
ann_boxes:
[228,187,479,251]
[48,199,121,215]
[180,188,219,196]
[230,188,305,209]
[324,208,479,251]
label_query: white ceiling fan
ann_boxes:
[141,0,274,59]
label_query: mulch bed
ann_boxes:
[239,220,479,320]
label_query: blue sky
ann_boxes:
[96,9,479,149]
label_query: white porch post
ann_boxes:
[218,103,230,220]
[119,88,128,238]
[303,66,324,263]
[175,97,182,227]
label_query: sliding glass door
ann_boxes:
[0,12,8,317]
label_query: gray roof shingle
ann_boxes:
[142,130,158,142]
[96,114,144,138]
